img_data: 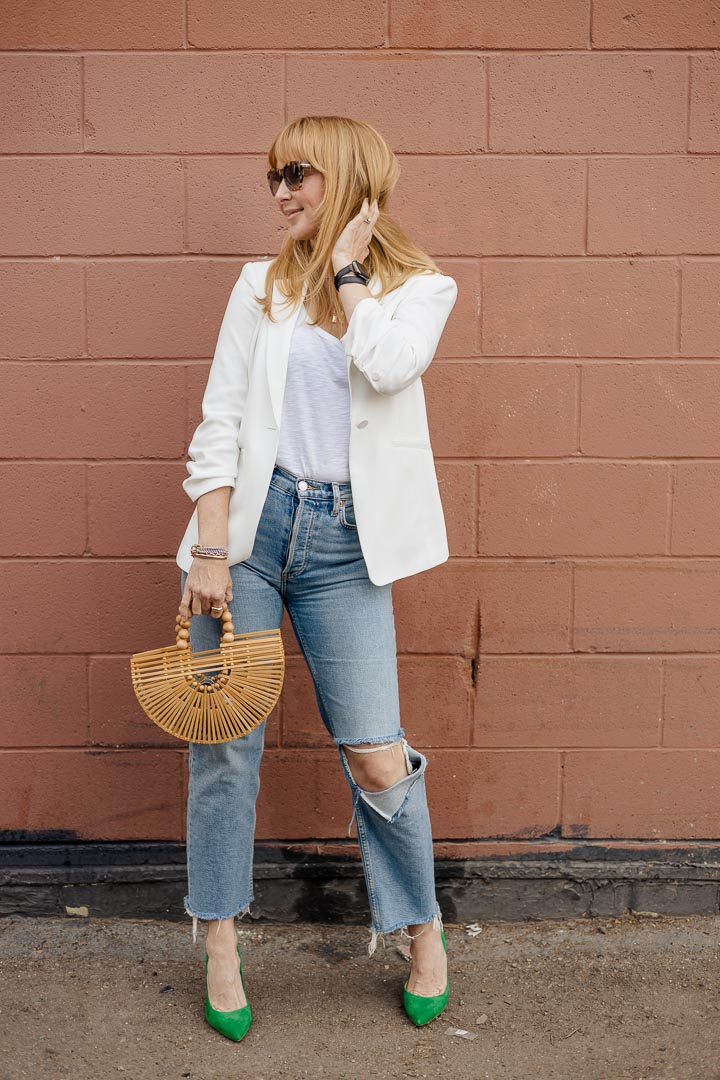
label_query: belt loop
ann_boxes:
[331,481,340,516]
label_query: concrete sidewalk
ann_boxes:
[1,913,718,1079]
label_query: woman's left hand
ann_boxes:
[332,197,380,271]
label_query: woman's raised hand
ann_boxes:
[331,197,380,269]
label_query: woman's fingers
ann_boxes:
[209,595,227,618]
[361,197,379,221]
[179,583,193,621]
[354,198,378,257]
[180,567,234,620]
[333,198,379,264]
[192,589,226,616]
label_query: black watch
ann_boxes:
[334,260,370,290]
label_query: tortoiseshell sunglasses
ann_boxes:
[267,161,319,197]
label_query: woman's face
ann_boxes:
[275,164,325,241]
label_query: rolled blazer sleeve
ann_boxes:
[182,262,258,502]
[339,271,458,396]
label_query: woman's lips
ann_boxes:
[286,209,302,219]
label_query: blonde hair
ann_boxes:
[253,116,442,327]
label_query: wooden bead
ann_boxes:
[176,639,189,649]
[221,632,235,643]
[176,628,189,641]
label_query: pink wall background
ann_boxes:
[2,2,720,859]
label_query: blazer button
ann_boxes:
[356,419,368,428]
[371,372,380,381]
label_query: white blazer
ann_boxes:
[176,259,459,587]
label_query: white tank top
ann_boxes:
[274,303,352,481]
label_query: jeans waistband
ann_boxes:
[270,462,354,502]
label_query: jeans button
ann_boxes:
[298,480,308,491]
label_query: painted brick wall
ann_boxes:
[1,3,719,860]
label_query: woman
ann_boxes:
[177,116,458,1041]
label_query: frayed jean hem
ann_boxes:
[183,896,254,945]
[366,901,443,958]
[333,729,405,746]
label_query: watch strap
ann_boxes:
[334,262,369,290]
[337,275,369,288]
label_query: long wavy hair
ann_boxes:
[253,116,442,327]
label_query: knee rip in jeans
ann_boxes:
[183,902,252,946]
[339,737,427,835]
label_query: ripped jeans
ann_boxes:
[179,462,442,956]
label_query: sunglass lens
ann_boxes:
[285,162,304,190]
[268,162,308,195]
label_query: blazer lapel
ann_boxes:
[266,277,308,429]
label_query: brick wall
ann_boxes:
[1,3,719,861]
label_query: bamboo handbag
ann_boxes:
[129,602,285,744]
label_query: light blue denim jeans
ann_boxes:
[179,463,443,956]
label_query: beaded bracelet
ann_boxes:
[190,543,228,560]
